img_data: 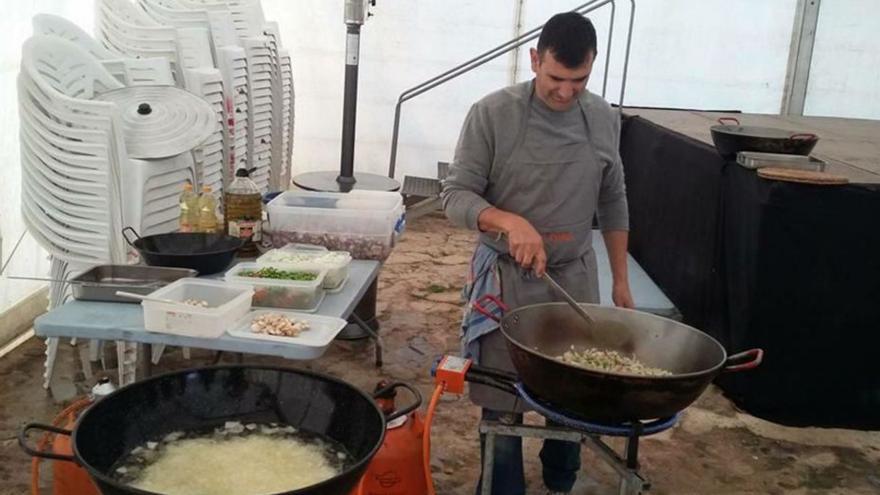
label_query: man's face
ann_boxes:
[530,48,595,112]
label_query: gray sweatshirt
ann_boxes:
[441,80,628,237]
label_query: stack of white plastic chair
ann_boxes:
[240,35,274,192]
[126,0,294,193]
[209,10,250,184]
[18,35,133,388]
[19,37,128,266]
[261,22,286,191]
[279,49,294,189]
[97,0,227,199]
[96,0,185,81]
[215,43,250,182]
[34,14,196,238]
[175,25,226,201]
[186,68,226,200]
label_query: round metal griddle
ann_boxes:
[293,171,401,193]
[96,85,217,159]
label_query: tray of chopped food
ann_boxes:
[224,262,326,312]
[256,245,352,291]
[226,309,348,359]
[142,279,254,338]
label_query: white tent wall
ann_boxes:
[0,0,878,316]
[263,0,878,183]
[805,0,880,120]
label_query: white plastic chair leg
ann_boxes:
[151,343,166,365]
[116,340,138,386]
[42,337,59,389]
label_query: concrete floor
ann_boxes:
[2,213,879,494]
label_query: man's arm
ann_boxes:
[596,111,633,308]
[442,104,548,275]
[602,230,633,308]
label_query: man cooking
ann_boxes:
[441,12,633,495]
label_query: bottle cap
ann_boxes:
[183,182,193,191]
[91,376,117,399]
[235,168,251,178]
[202,185,212,192]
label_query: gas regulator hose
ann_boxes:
[423,383,445,495]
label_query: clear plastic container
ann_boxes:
[266,190,405,261]
[227,309,348,359]
[224,262,326,311]
[142,279,254,338]
[256,245,352,290]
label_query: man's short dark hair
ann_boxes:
[537,13,598,68]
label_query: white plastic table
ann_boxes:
[33,237,677,385]
[35,261,382,384]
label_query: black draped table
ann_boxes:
[619,114,880,427]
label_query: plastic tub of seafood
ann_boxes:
[256,245,352,290]
[224,262,326,312]
[226,309,348,359]
[142,279,254,338]
[265,190,405,261]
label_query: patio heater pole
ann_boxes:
[294,0,398,193]
[338,0,368,190]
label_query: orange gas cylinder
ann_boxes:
[51,410,100,495]
[358,381,429,495]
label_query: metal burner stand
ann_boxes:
[480,384,679,495]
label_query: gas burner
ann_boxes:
[514,383,680,436]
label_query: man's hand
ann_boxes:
[478,208,547,275]
[603,230,634,309]
[612,281,634,309]
[506,216,547,276]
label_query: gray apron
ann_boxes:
[471,87,602,412]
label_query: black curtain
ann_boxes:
[619,114,880,427]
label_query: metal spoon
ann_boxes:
[542,272,597,327]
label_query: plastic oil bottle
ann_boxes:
[224,168,263,257]
[197,185,219,234]
[178,183,199,232]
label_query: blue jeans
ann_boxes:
[475,409,581,495]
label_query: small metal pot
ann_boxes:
[122,227,244,275]
[710,117,818,159]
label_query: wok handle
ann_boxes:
[717,117,740,126]
[789,133,817,141]
[466,362,519,383]
[121,227,142,248]
[723,349,764,373]
[18,423,77,462]
[472,294,508,323]
[374,382,423,423]
[464,373,518,396]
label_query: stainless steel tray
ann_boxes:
[736,151,826,172]
[70,265,198,303]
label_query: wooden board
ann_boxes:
[757,167,849,185]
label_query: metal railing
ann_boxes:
[387,0,636,178]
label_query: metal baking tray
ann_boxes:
[70,265,198,303]
[736,151,826,172]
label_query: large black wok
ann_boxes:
[710,117,818,159]
[20,365,419,495]
[474,296,762,422]
[123,227,243,275]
